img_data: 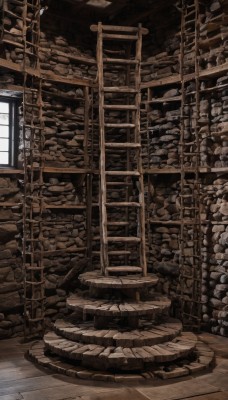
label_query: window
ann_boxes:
[0,98,19,167]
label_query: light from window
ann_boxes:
[0,99,18,167]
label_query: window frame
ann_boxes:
[0,96,20,168]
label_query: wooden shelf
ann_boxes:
[40,47,96,66]
[43,167,91,174]
[149,219,228,226]
[0,167,226,176]
[44,247,87,256]
[44,204,86,209]
[142,62,228,89]
[0,57,95,88]
[0,202,22,207]
[144,167,228,174]
[42,89,85,102]
[0,168,24,174]
[142,96,181,104]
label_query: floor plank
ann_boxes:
[0,334,228,400]
[184,392,228,400]
[136,380,220,400]
[0,375,76,396]
[0,365,52,383]
[21,387,148,400]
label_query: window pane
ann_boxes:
[0,126,9,138]
[0,102,9,113]
[0,138,9,151]
[0,113,9,125]
[0,152,9,165]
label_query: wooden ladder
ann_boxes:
[22,0,45,338]
[179,0,202,330]
[91,23,148,277]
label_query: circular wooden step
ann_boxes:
[79,271,158,289]
[54,318,182,347]
[67,293,171,317]
[43,331,197,371]
[28,338,214,382]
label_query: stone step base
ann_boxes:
[27,338,214,382]
[43,331,197,370]
[54,317,182,347]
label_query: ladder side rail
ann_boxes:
[193,0,202,326]
[179,2,188,324]
[97,23,109,275]
[124,44,132,266]
[22,0,45,338]
[135,24,147,276]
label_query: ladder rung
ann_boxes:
[105,142,140,149]
[108,250,131,255]
[105,123,135,128]
[24,125,42,130]
[25,266,44,271]
[24,103,40,108]
[106,202,140,207]
[106,171,140,176]
[91,24,148,35]
[25,280,45,285]
[106,182,133,186]
[103,57,138,64]
[106,266,142,273]
[185,9,196,18]
[107,222,129,226]
[103,87,137,93]
[107,237,141,243]
[102,34,138,41]
[25,317,44,322]
[25,297,45,302]
[103,105,137,110]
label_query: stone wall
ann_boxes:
[0,0,227,338]
[141,0,228,335]
[0,3,96,338]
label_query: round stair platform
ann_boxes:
[79,271,158,289]
[54,318,183,347]
[67,293,171,317]
[43,331,197,370]
[28,338,214,382]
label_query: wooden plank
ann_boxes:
[106,266,142,273]
[0,375,67,396]
[106,171,140,176]
[104,104,137,110]
[102,33,138,41]
[105,123,135,128]
[91,24,148,34]
[141,61,228,89]
[105,142,140,148]
[97,22,109,275]
[103,86,137,93]
[106,202,140,207]
[107,236,141,242]
[185,393,228,400]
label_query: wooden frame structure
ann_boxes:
[91,22,148,276]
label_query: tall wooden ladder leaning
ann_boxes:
[91,23,148,277]
[179,0,202,330]
[22,0,45,338]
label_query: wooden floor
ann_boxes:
[0,333,228,400]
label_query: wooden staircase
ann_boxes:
[28,23,214,382]
[90,22,148,276]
